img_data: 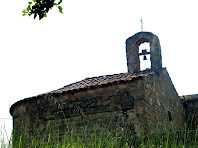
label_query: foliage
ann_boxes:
[22,0,63,20]
[0,121,198,147]
[7,116,198,148]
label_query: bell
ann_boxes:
[143,55,147,60]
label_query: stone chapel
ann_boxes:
[10,32,190,140]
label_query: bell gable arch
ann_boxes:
[126,32,162,73]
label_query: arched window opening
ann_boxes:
[139,42,151,71]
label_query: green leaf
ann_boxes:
[44,14,47,17]
[23,13,26,16]
[27,5,31,11]
[22,9,28,13]
[58,6,63,13]
[58,0,62,5]
[28,2,32,5]
[33,0,36,2]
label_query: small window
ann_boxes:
[168,111,172,121]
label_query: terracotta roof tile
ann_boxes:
[50,69,155,94]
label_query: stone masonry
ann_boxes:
[126,32,162,73]
[181,94,198,130]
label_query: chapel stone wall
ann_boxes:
[12,78,147,141]
[143,68,186,132]
[181,94,198,130]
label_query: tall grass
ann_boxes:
[1,117,197,148]
[4,94,198,147]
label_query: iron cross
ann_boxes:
[139,49,150,60]
[140,18,143,31]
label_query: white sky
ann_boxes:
[0,0,198,141]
